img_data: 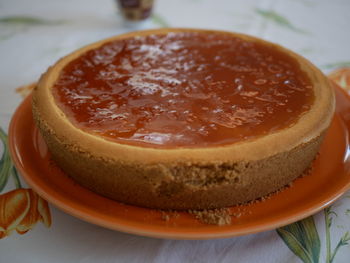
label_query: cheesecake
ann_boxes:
[32,29,335,210]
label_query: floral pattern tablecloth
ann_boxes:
[1,0,350,262]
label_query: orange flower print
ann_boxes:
[328,68,350,91]
[15,82,36,98]
[0,189,51,239]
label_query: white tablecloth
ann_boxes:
[1,0,350,262]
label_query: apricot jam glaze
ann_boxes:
[53,32,314,148]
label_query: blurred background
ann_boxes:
[1,0,349,94]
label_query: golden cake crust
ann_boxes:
[32,28,335,209]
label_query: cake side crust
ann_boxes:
[33,103,325,209]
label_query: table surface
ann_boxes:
[1,0,350,262]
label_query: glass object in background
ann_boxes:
[117,0,154,21]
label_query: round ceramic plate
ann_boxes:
[8,86,350,240]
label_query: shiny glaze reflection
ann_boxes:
[53,32,314,148]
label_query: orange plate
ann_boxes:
[8,86,350,240]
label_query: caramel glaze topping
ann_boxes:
[53,32,314,148]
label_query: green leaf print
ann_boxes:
[330,232,350,263]
[151,13,170,28]
[324,207,350,263]
[278,207,350,263]
[255,8,309,34]
[0,127,12,192]
[0,16,66,41]
[0,127,21,192]
[0,16,63,26]
[277,216,320,263]
[322,61,350,70]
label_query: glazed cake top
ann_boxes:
[52,32,314,148]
